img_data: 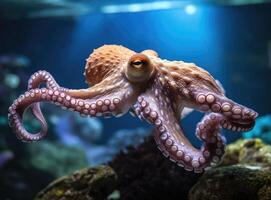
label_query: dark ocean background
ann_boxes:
[0,1,270,199]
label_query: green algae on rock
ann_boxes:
[189,138,271,200]
[35,165,117,200]
[222,138,271,167]
[189,165,271,200]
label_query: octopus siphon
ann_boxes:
[8,45,258,173]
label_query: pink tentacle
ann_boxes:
[8,88,127,142]
[26,70,66,138]
[8,71,140,142]
[133,81,226,173]
[187,87,258,132]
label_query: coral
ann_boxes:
[189,138,271,200]
[109,136,201,200]
[34,165,117,200]
[86,127,150,165]
[53,112,103,145]
[24,140,88,177]
[243,114,271,144]
[107,128,149,152]
[222,138,271,167]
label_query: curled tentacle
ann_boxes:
[8,72,141,142]
[186,88,258,132]
[27,70,101,99]
[26,70,95,125]
[133,80,226,173]
[28,70,61,90]
[27,70,63,135]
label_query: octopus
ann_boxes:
[8,45,258,173]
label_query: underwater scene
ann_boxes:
[1,0,271,199]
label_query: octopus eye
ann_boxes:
[131,60,144,68]
[125,53,154,83]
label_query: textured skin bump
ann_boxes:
[84,45,135,85]
[155,61,223,96]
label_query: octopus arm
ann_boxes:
[8,71,139,142]
[134,80,227,173]
[186,86,257,131]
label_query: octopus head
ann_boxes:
[125,53,155,83]
[84,45,156,86]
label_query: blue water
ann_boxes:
[0,3,271,200]
[1,3,270,146]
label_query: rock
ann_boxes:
[35,165,117,200]
[222,138,271,167]
[189,138,271,200]
[189,165,271,200]
[109,136,201,200]
[37,137,271,200]
[36,136,200,200]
